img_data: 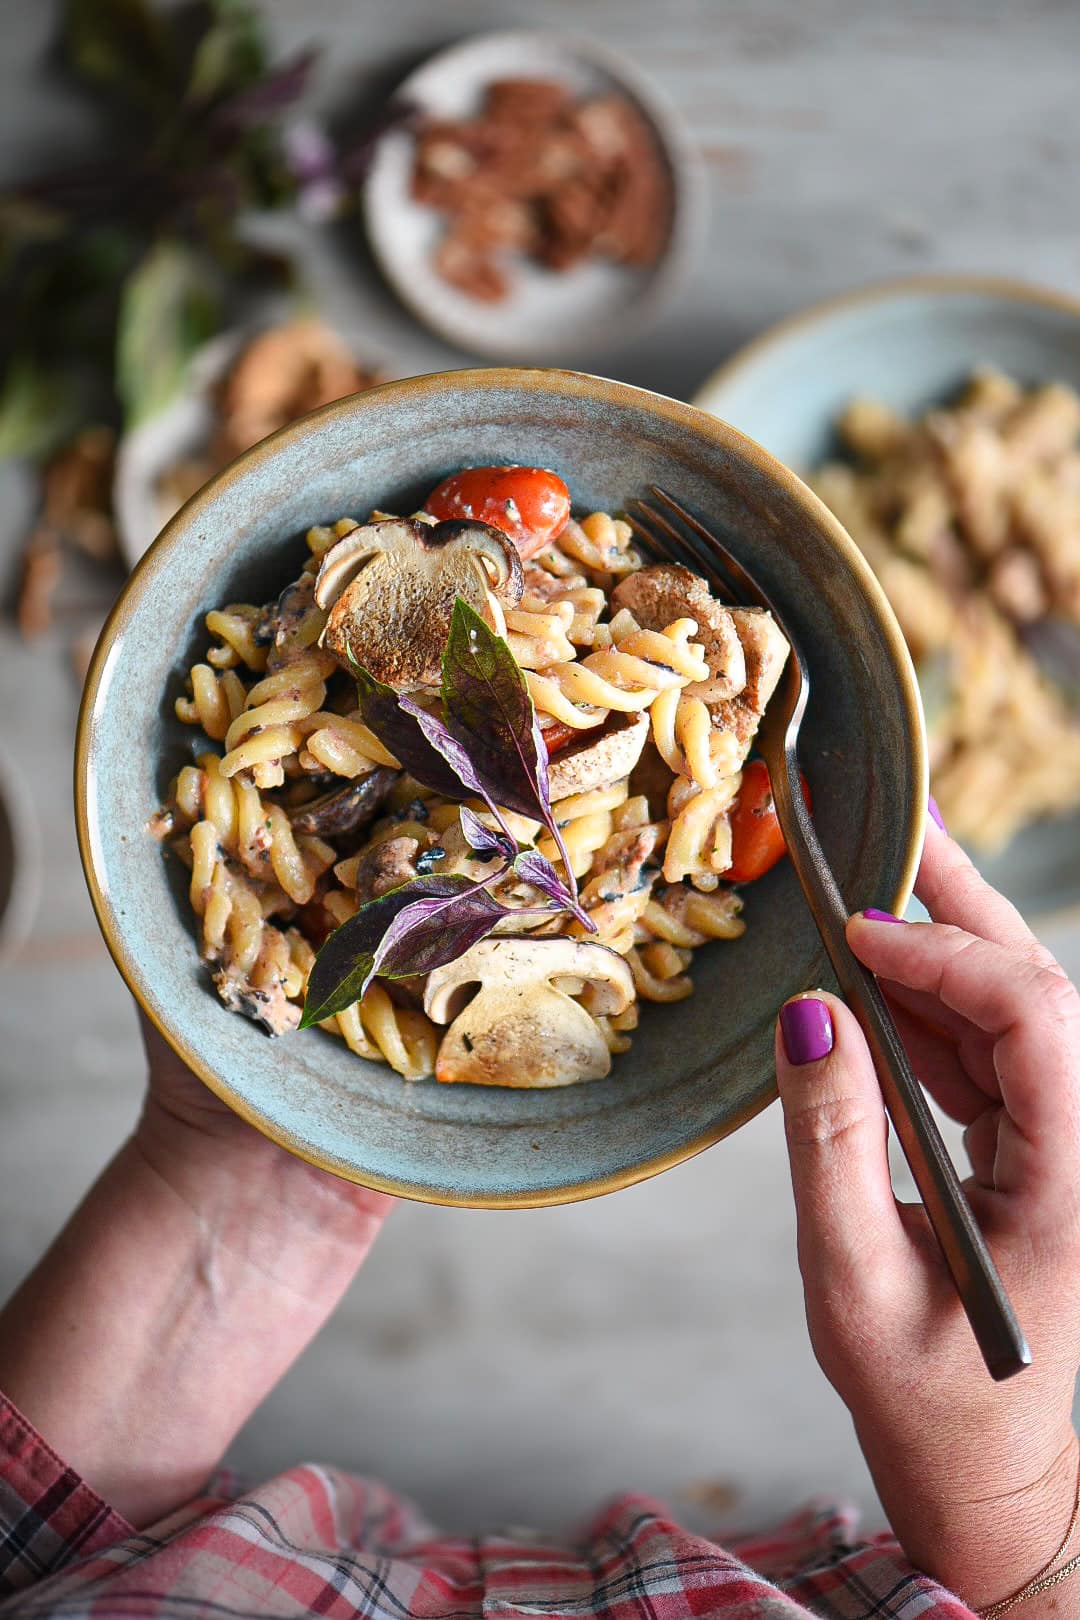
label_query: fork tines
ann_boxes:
[627,488,756,611]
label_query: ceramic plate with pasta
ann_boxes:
[152,463,791,1089]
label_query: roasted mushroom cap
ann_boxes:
[424,937,634,1087]
[314,516,524,688]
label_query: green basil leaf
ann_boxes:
[186,1,266,103]
[64,0,178,105]
[115,240,220,426]
[0,357,76,459]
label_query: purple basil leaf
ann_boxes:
[441,598,551,824]
[373,885,509,982]
[512,849,596,932]
[397,693,501,814]
[211,49,317,130]
[511,848,573,908]
[300,874,477,1027]
[351,662,466,801]
[459,804,516,863]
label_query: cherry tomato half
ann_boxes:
[424,465,571,560]
[721,759,812,884]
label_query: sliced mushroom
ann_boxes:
[288,767,399,838]
[706,608,790,765]
[546,712,649,800]
[612,563,747,701]
[342,834,423,903]
[424,937,634,1087]
[314,516,524,687]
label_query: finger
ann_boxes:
[847,915,1080,1172]
[878,988,987,1125]
[916,816,1057,969]
[775,992,907,1291]
[963,1107,1003,1190]
[878,979,999,1115]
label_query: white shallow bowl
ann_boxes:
[363,30,705,360]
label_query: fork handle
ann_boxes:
[767,746,1031,1381]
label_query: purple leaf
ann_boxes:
[459,804,516,863]
[397,693,501,814]
[513,850,596,932]
[300,874,478,1027]
[373,885,509,981]
[441,599,551,824]
[211,49,317,130]
[351,663,466,801]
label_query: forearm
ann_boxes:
[0,1111,388,1526]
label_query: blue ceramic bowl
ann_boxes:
[693,275,1080,920]
[76,369,925,1207]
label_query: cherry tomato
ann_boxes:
[424,465,571,560]
[538,719,580,757]
[721,759,812,884]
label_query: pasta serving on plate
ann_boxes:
[152,465,790,1088]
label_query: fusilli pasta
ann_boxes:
[156,484,784,1086]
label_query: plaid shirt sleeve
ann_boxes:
[0,1391,132,1597]
[0,1388,981,1620]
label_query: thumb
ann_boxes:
[776,992,906,1291]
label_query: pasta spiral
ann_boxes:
[526,613,709,730]
[156,500,758,1079]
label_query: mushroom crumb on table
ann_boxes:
[153,464,791,1087]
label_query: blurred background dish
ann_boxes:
[693,275,1080,923]
[0,741,42,966]
[114,316,388,569]
[363,31,705,360]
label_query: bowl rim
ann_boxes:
[692,271,1080,413]
[75,365,927,1207]
[361,27,707,361]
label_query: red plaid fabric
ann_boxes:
[0,1392,977,1620]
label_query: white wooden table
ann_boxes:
[2,0,1079,1538]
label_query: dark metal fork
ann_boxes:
[629,484,1031,1382]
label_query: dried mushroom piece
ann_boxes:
[287,768,400,838]
[314,516,524,687]
[424,937,633,1087]
[613,564,747,701]
[213,963,301,1037]
[706,608,790,765]
[546,712,649,800]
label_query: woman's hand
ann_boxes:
[0,1020,393,1526]
[135,1016,394,1279]
[774,814,1080,1613]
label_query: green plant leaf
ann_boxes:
[64,0,178,106]
[0,357,76,459]
[186,0,266,102]
[115,240,220,426]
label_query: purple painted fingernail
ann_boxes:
[928,796,947,833]
[862,908,905,925]
[779,997,834,1066]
